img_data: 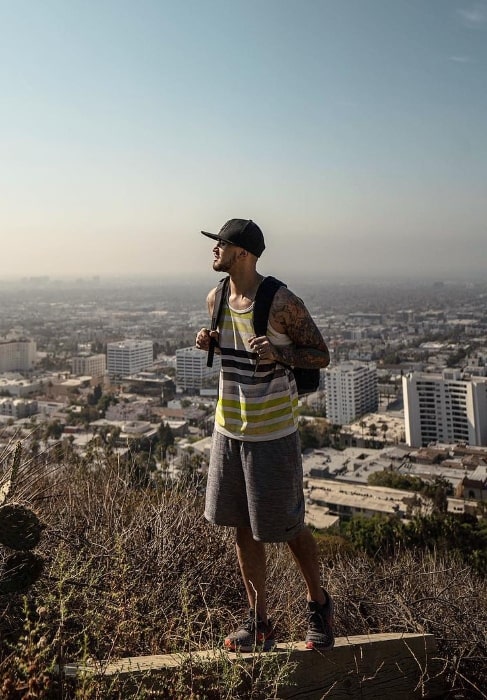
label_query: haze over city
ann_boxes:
[1,0,486,282]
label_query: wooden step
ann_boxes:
[61,632,448,699]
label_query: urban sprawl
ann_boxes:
[1,276,486,529]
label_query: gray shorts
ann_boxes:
[204,430,305,543]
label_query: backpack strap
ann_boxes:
[253,276,286,337]
[207,276,229,367]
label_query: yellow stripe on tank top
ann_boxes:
[219,395,298,412]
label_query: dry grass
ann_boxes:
[0,441,486,698]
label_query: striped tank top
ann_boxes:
[215,295,299,442]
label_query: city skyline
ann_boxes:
[1,0,486,281]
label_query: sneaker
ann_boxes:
[305,589,335,651]
[224,609,275,652]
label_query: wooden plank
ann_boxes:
[275,634,446,699]
[61,633,448,699]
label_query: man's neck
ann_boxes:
[228,268,263,305]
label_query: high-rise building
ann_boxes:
[324,361,378,425]
[176,346,221,391]
[403,370,487,447]
[0,338,36,372]
[106,340,153,378]
[72,354,106,377]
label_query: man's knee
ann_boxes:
[287,526,315,552]
[236,525,255,546]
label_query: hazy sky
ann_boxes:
[1,0,486,282]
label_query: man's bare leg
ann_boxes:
[236,526,268,622]
[287,527,326,604]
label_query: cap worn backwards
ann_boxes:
[201,219,265,258]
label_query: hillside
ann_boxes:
[0,442,486,698]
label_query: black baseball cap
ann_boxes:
[201,219,265,258]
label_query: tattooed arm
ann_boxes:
[266,286,330,369]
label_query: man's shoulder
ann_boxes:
[206,285,219,313]
[267,284,309,334]
[253,278,294,310]
[270,284,304,309]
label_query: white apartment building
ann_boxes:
[0,398,38,419]
[0,376,40,397]
[72,354,106,377]
[106,340,154,378]
[176,346,221,391]
[324,361,378,425]
[403,370,487,447]
[0,338,36,372]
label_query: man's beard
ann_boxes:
[213,251,238,272]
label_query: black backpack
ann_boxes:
[206,275,320,396]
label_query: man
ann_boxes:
[195,218,334,652]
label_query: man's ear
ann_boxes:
[239,249,248,258]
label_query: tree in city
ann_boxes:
[298,419,330,451]
[331,424,342,448]
[97,393,118,417]
[343,514,403,557]
[368,470,424,492]
[87,384,103,406]
[421,476,451,514]
[359,420,367,440]
[343,506,487,577]
[43,420,63,444]
[95,425,121,454]
[157,422,175,462]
